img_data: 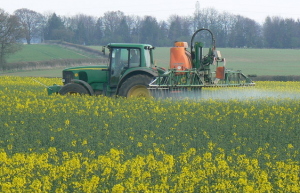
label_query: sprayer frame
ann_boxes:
[148,28,255,92]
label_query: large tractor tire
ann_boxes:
[58,83,89,95]
[118,74,152,98]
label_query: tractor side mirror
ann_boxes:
[102,46,106,55]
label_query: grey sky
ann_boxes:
[2,0,300,23]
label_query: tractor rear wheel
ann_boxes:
[58,83,89,95]
[118,74,152,98]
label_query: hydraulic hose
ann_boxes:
[190,28,216,53]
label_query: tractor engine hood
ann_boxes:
[63,65,109,72]
[62,65,109,85]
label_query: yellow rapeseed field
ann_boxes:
[0,76,300,192]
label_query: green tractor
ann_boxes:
[47,43,165,98]
[48,28,254,98]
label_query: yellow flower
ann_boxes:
[7,144,13,150]
[72,140,77,147]
[112,184,125,193]
[288,144,294,149]
[82,139,88,146]
[65,119,70,126]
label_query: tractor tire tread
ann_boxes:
[58,83,89,95]
[118,74,152,98]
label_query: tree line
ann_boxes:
[1,7,300,66]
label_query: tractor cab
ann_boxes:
[47,43,164,98]
[105,44,153,87]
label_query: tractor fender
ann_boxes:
[71,79,94,95]
[116,69,157,94]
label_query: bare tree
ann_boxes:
[14,8,43,44]
[0,9,23,68]
[229,15,262,48]
[216,11,236,47]
[102,11,125,43]
[168,15,183,41]
[70,14,97,45]
[94,17,104,44]
[127,15,142,43]
[168,15,192,43]
[158,20,170,46]
[194,8,221,46]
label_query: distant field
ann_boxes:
[220,48,300,76]
[2,45,300,77]
[7,44,98,63]
[91,46,300,76]
[153,48,300,76]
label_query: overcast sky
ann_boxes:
[2,0,300,24]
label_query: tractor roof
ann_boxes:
[106,43,154,49]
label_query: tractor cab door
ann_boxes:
[109,48,129,87]
[109,48,141,87]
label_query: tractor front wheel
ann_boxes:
[118,74,152,98]
[58,83,89,95]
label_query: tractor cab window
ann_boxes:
[144,49,151,67]
[111,48,128,72]
[110,48,129,86]
[129,49,140,67]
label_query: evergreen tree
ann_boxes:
[140,16,159,46]
[44,13,70,41]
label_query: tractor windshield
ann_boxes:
[145,49,151,67]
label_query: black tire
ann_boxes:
[118,74,152,98]
[58,83,89,95]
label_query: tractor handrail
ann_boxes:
[190,28,216,53]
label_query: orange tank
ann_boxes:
[170,42,192,71]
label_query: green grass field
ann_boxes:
[218,48,300,76]
[153,48,300,76]
[3,45,300,77]
[7,44,98,63]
